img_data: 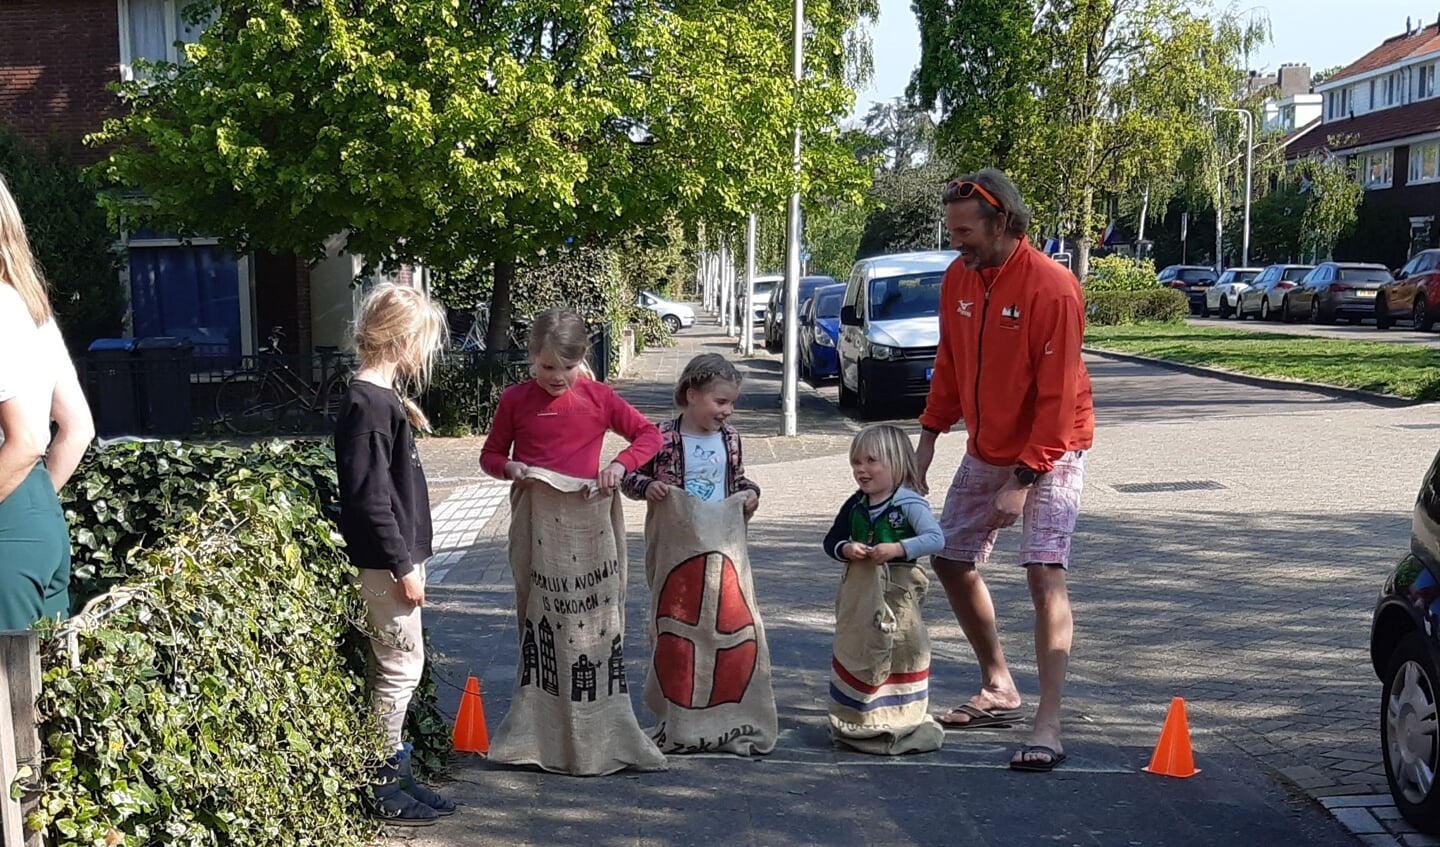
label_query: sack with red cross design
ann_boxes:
[642,491,777,755]
[489,468,667,775]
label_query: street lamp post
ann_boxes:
[781,0,803,437]
[743,213,757,356]
[1212,107,1253,268]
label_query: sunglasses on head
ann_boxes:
[944,180,1004,211]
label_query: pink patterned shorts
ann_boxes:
[937,451,1086,568]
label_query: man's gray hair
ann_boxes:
[944,168,1032,237]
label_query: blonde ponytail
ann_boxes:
[352,283,449,432]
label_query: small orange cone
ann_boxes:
[1142,696,1200,778]
[452,676,490,754]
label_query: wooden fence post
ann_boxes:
[0,632,42,847]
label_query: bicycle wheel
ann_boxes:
[310,372,350,430]
[215,372,283,435]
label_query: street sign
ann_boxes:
[1180,212,1189,242]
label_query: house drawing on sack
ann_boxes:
[1286,16,1440,265]
[0,0,426,364]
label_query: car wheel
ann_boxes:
[1261,297,1272,321]
[1417,296,1434,333]
[1383,630,1440,834]
[1378,298,1393,330]
[1219,297,1233,319]
[838,373,856,408]
[1281,298,1294,323]
[663,314,682,333]
[857,374,879,421]
[1235,299,1247,320]
[1310,298,1324,324]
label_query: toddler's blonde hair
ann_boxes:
[353,283,448,431]
[849,424,923,493]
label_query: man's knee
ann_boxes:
[1023,562,1068,599]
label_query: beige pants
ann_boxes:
[357,562,426,754]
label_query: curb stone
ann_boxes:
[1082,346,1420,408]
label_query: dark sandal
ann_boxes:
[937,703,1022,729]
[1009,744,1067,772]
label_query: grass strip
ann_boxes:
[1084,323,1440,401]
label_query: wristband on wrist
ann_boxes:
[1014,465,1043,487]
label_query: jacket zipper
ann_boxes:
[973,287,992,450]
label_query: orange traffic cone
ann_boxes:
[1142,696,1200,778]
[452,676,490,755]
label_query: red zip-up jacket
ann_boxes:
[919,240,1094,472]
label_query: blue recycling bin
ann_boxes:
[86,338,140,437]
[134,337,194,436]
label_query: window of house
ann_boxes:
[1362,149,1394,188]
[1410,142,1440,184]
[119,0,213,81]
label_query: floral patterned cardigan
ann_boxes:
[619,417,761,501]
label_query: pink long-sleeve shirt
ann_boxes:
[480,378,662,481]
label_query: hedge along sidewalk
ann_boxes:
[1084,323,1440,402]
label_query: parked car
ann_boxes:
[635,291,695,333]
[764,274,838,351]
[1236,264,1313,321]
[746,275,782,324]
[799,283,846,382]
[837,250,957,420]
[1284,262,1392,324]
[1370,447,1440,834]
[1204,267,1262,318]
[1157,265,1220,315]
[1377,249,1440,331]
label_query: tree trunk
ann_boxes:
[1074,184,1096,282]
[486,257,517,351]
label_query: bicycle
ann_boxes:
[214,327,353,435]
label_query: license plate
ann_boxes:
[1356,290,1377,298]
[925,368,933,381]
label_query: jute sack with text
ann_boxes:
[828,561,943,754]
[489,468,667,775]
[642,492,777,755]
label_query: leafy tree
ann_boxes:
[94,0,870,350]
[860,97,934,170]
[1295,151,1364,262]
[0,129,123,353]
[1311,65,1344,87]
[856,160,951,258]
[909,0,1043,170]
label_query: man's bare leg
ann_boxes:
[932,557,1021,715]
[1012,563,1072,767]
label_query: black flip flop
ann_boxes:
[1009,744,1067,772]
[936,703,1021,729]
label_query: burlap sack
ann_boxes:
[489,468,667,775]
[828,561,943,755]
[642,492,777,756]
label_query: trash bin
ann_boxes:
[85,338,140,437]
[134,337,195,436]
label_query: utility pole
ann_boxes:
[743,213,757,356]
[781,0,803,436]
[1212,107,1254,267]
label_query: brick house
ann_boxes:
[1289,18,1440,265]
[0,0,407,359]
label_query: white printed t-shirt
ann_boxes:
[680,429,726,503]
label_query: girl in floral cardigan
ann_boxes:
[620,353,760,516]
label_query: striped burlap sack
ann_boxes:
[828,561,944,755]
[488,468,667,776]
[642,492,777,756]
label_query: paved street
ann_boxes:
[1190,314,1440,345]
[408,313,1440,846]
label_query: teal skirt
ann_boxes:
[0,463,71,629]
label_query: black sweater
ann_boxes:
[335,381,433,578]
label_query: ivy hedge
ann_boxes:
[29,441,451,846]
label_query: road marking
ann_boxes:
[426,481,509,585]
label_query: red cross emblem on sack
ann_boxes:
[654,551,758,709]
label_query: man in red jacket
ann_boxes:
[916,168,1095,773]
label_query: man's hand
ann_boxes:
[865,542,906,565]
[504,461,528,481]
[597,461,626,496]
[987,480,1030,529]
[393,570,425,607]
[841,542,873,562]
[915,432,938,496]
[743,491,759,517]
[645,481,671,502]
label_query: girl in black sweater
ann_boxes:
[335,283,453,826]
